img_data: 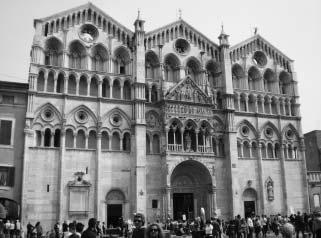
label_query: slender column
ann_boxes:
[249,144,253,158]
[57,129,66,222]
[87,79,90,96]
[210,187,217,216]
[166,186,172,218]
[148,86,152,102]
[53,75,58,93]
[50,132,55,147]
[282,98,286,115]
[195,130,199,152]
[215,139,219,156]
[96,132,102,220]
[268,98,272,114]
[85,134,89,149]
[236,94,240,111]
[180,128,184,151]
[288,101,292,116]
[257,143,265,214]
[120,135,123,151]
[280,144,289,214]
[76,77,80,96]
[73,132,76,148]
[165,128,169,150]
[284,144,288,159]
[254,96,258,113]
[41,131,44,146]
[261,99,265,114]
[276,98,280,115]
[98,80,102,98]
[149,135,153,154]
[245,94,249,112]
[240,142,244,158]
[110,80,113,98]
[44,72,48,92]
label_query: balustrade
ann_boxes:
[308,172,321,183]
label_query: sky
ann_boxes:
[0,0,320,133]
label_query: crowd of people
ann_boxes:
[2,211,321,238]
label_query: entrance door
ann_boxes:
[107,204,122,227]
[244,201,255,218]
[173,193,194,220]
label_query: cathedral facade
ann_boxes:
[21,2,309,229]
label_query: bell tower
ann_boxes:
[131,10,147,215]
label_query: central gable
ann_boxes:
[165,76,211,104]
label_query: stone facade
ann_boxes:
[0,81,28,219]
[20,2,309,230]
[305,130,321,212]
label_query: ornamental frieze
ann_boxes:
[164,103,212,117]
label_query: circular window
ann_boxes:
[79,24,98,43]
[110,114,122,127]
[75,110,88,124]
[174,38,190,55]
[41,108,54,122]
[286,129,294,139]
[240,125,250,137]
[253,51,267,67]
[265,127,274,138]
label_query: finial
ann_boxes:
[221,22,225,35]
[178,9,182,20]
[254,27,258,35]
[137,9,141,20]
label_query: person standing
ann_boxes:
[247,216,253,238]
[81,218,96,238]
[34,222,43,238]
[132,213,145,238]
[145,223,163,238]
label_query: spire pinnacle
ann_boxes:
[221,22,225,35]
[137,9,141,20]
[178,9,182,20]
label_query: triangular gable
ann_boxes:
[165,76,211,104]
[145,19,219,49]
[230,34,293,62]
[36,2,133,35]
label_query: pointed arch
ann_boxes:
[281,123,300,141]
[236,119,259,139]
[67,104,98,124]
[145,50,160,80]
[206,60,221,88]
[259,121,281,140]
[33,102,63,125]
[102,107,131,127]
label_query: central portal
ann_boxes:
[173,193,194,220]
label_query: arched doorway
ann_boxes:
[243,188,257,218]
[106,190,125,227]
[170,160,213,220]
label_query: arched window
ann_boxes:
[76,130,86,148]
[145,51,160,80]
[186,58,201,85]
[91,44,108,72]
[69,41,87,69]
[56,73,64,93]
[151,85,158,103]
[36,130,41,146]
[243,141,250,158]
[79,75,88,96]
[65,129,74,148]
[47,72,55,92]
[146,134,151,154]
[251,142,258,158]
[164,54,180,82]
[264,97,270,114]
[88,131,97,149]
[279,71,292,95]
[232,64,245,89]
[237,141,242,157]
[145,86,150,102]
[274,143,281,158]
[68,74,77,95]
[248,66,262,91]
[112,79,121,99]
[89,77,99,97]
[288,144,293,159]
[152,134,160,154]
[101,131,109,150]
[37,71,45,92]
[54,129,60,147]
[263,69,276,93]
[112,132,120,150]
[44,128,51,147]
[102,78,110,98]
[114,47,130,74]
[206,61,221,88]
[261,143,267,158]
[44,37,63,66]
[248,95,256,113]
[267,143,274,158]
[123,80,131,100]
[123,132,131,151]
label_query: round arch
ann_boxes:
[169,159,214,220]
[105,189,127,227]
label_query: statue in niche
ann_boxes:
[184,133,192,152]
[184,84,192,101]
[266,180,274,201]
